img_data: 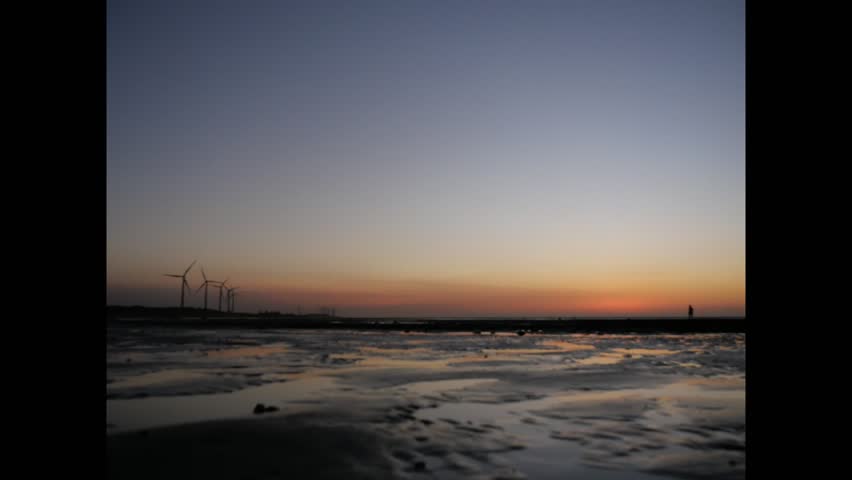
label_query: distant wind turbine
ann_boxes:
[226,286,240,313]
[194,267,221,312]
[163,260,196,309]
[213,278,229,312]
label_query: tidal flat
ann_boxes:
[107,327,745,480]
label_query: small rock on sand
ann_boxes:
[253,403,279,414]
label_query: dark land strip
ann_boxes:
[107,307,744,333]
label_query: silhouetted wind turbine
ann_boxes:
[214,279,229,312]
[163,260,196,309]
[226,286,240,313]
[194,268,221,312]
[231,290,240,313]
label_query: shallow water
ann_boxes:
[107,328,744,479]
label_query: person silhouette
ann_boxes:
[688,305,694,319]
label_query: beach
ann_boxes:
[107,326,744,479]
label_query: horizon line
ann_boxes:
[106,305,745,320]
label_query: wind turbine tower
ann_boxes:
[163,260,196,309]
[195,267,221,313]
[214,279,229,312]
[227,286,240,313]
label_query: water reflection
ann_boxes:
[107,329,744,479]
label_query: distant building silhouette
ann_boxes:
[688,305,694,319]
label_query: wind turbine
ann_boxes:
[194,267,221,312]
[163,260,196,309]
[226,286,240,313]
[214,278,229,312]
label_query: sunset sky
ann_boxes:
[107,0,744,317]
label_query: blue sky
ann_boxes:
[107,0,744,316]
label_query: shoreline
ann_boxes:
[107,314,745,333]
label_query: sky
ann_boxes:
[107,0,745,317]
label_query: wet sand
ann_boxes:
[107,328,745,479]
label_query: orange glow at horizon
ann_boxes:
[109,246,744,317]
[136,275,743,316]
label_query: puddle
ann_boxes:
[204,343,290,358]
[400,378,499,395]
[108,369,210,389]
[107,376,340,434]
[612,348,680,356]
[575,353,625,366]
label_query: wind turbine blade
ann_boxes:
[184,260,197,276]
[164,274,182,278]
[201,268,207,282]
[195,283,205,294]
